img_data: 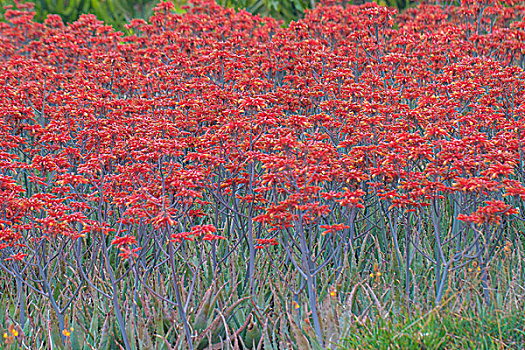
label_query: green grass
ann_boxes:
[338,308,525,350]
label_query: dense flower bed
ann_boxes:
[0,0,524,347]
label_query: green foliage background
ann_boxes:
[0,0,415,31]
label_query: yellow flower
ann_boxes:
[62,329,71,337]
[330,290,336,298]
[11,330,18,337]
[293,301,300,309]
[376,271,382,277]
[2,333,7,339]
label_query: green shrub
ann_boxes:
[0,0,415,31]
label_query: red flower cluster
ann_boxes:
[171,224,226,244]
[255,238,279,249]
[0,0,522,305]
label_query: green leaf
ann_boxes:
[88,313,98,341]
[97,313,111,350]
[50,321,65,350]
[69,322,85,350]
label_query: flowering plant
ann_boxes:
[0,0,524,347]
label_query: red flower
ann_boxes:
[111,234,138,248]
[118,247,142,260]
[170,231,195,244]
[203,233,227,241]
[320,224,349,236]
[5,253,27,261]
[255,238,279,249]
